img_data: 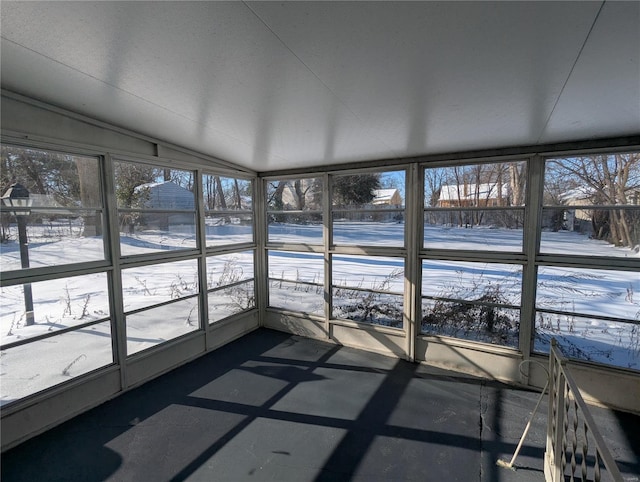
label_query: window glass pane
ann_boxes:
[536,267,638,321]
[114,163,195,209]
[422,300,520,347]
[203,175,251,211]
[424,161,526,251]
[534,314,639,370]
[332,171,404,247]
[333,255,404,292]
[424,209,524,251]
[332,255,404,328]
[333,289,403,328]
[540,207,640,257]
[333,218,404,247]
[543,153,640,254]
[1,211,106,270]
[266,178,322,244]
[205,212,253,246]
[333,171,404,209]
[115,162,196,256]
[209,281,255,323]
[1,146,105,270]
[206,250,255,322]
[544,154,639,207]
[126,298,199,355]
[425,161,526,208]
[122,259,199,312]
[1,273,110,344]
[207,251,254,289]
[2,146,103,208]
[268,212,322,244]
[268,251,324,316]
[421,261,522,347]
[119,211,197,256]
[266,178,322,211]
[1,321,113,406]
[422,261,522,304]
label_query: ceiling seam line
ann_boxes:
[0,37,277,156]
[535,0,607,144]
[241,1,401,159]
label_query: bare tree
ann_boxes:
[424,167,445,207]
[547,153,640,248]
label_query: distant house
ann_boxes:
[558,187,594,229]
[371,189,403,208]
[134,181,195,228]
[438,182,509,208]
[556,185,640,232]
[368,188,403,222]
[136,181,195,210]
[561,185,640,207]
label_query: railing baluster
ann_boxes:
[563,380,570,479]
[546,341,558,482]
[570,392,579,480]
[581,419,588,482]
[545,340,624,482]
[554,361,566,481]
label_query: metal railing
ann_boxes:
[545,339,624,482]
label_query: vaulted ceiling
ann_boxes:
[1,1,639,171]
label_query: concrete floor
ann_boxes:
[2,328,638,481]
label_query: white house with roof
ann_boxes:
[134,181,195,229]
[135,181,195,210]
[371,189,403,207]
[438,182,510,207]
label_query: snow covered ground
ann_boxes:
[269,220,640,257]
[1,221,638,405]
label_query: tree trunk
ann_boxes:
[509,162,524,206]
[233,179,242,209]
[206,175,215,209]
[77,159,102,236]
[215,176,227,209]
[272,182,286,210]
[293,180,306,210]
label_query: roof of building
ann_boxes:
[439,183,508,201]
[372,189,401,205]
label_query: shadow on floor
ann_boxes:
[1,329,637,481]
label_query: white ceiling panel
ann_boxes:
[1,1,639,172]
[539,1,640,143]
[247,1,604,155]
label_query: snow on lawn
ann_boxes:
[424,224,523,251]
[535,317,639,370]
[541,230,640,258]
[268,252,324,316]
[269,220,639,257]
[0,235,105,271]
[0,321,113,406]
[1,246,256,405]
[1,222,638,405]
[537,266,638,321]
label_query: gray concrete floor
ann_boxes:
[2,328,638,481]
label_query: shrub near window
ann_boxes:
[421,261,522,347]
